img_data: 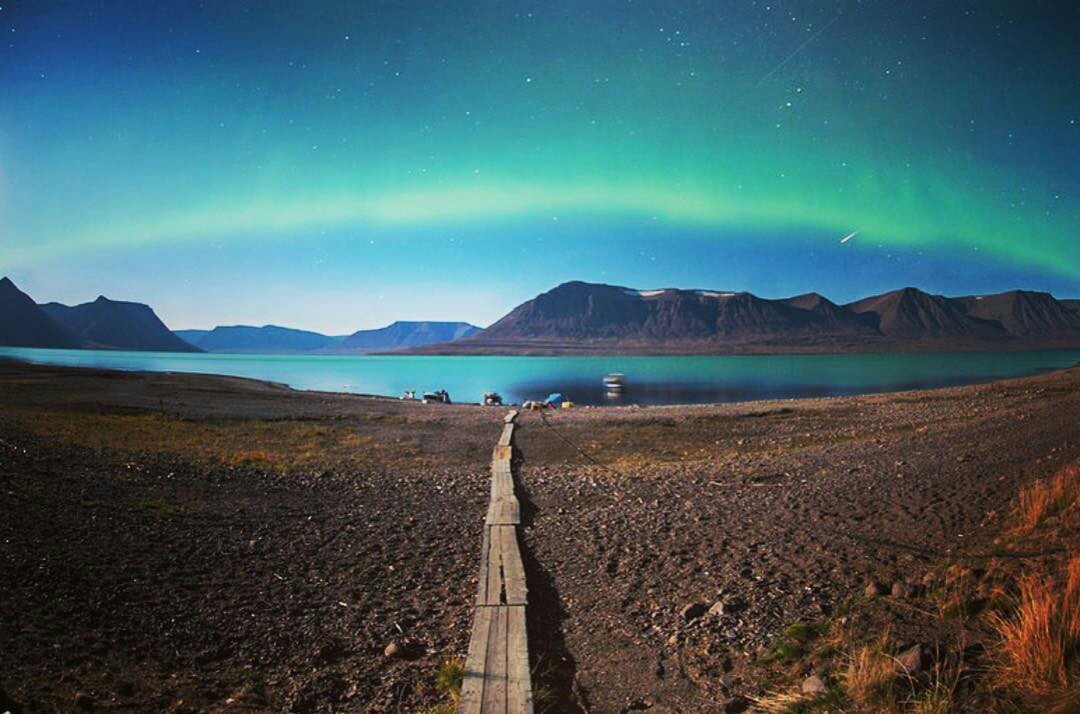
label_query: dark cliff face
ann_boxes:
[0,277,80,349]
[40,296,199,352]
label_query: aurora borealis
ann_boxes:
[2,1,1078,331]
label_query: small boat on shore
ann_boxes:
[603,373,625,391]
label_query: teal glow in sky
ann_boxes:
[1,1,1078,331]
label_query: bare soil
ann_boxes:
[1,359,1078,712]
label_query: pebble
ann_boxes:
[891,581,914,599]
[680,602,708,622]
[383,641,401,658]
[865,580,887,598]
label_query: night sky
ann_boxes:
[2,1,1078,331]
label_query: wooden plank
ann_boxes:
[476,525,527,606]
[485,496,520,526]
[504,410,519,423]
[498,525,527,605]
[506,605,533,713]
[459,605,495,713]
[459,413,531,713]
[481,605,509,713]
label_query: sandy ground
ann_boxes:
[1,359,1078,712]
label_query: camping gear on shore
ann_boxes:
[544,393,565,408]
[561,400,574,409]
[483,391,503,406]
[402,389,416,400]
[422,390,451,404]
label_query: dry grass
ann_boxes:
[842,630,898,710]
[1013,461,1079,534]
[907,645,964,714]
[6,407,426,472]
[991,554,1080,707]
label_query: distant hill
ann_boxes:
[0,277,80,349]
[340,321,481,352]
[404,281,1080,355]
[173,321,480,353]
[40,296,199,352]
[177,325,344,353]
[174,329,211,346]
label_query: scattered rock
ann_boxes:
[383,641,401,658]
[801,675,827,695]
[680,602,708,622]
[708,601,725,618]
[74,692,96,711]
[891,581,914,599]
[896,644,925,674]
[865,580,887,598]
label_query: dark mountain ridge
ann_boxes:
[0,277,80,349]
[41,296,199,352]
[408,281,1080,355]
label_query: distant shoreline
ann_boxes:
[2,351,1079,411]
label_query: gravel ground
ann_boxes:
[1,360,1077,712]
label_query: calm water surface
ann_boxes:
[1,347,1078,406]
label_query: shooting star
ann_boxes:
[757,13,842,86]
[840,230,859,244]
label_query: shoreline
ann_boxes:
[1,350,1079,411]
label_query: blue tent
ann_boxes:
[544,393,566,406]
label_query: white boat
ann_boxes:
[603,373,625,390]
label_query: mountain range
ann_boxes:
[406,281,1080,354]
[175,321,480,353]
[0,276,480,354]
[3,276,1079,356]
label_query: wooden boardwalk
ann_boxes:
[458,410,533,714]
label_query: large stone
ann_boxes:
[801,675,827,695]
[896,643,924,674]
[681,602,708,622]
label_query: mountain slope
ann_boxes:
[41,297,199,352]
[181,325,343,353]
[340,321,480,352]
[955,290,1080,337]
[845,287,1007,341]
[0,277,80,349]
[470,281,879,347]
[410,281,1080,354]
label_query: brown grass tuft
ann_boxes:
[991,554,1080,705]
[843,630,898,709]
[1014,462,1080,534]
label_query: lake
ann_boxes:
[2,346,1078,407]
